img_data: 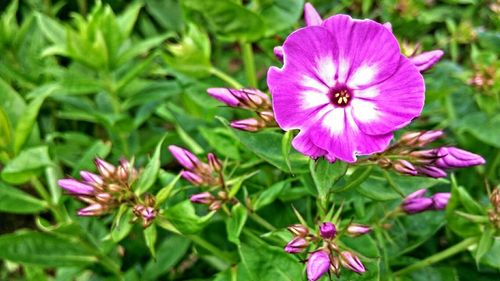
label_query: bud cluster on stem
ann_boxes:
[284,221,371,280]
[364,130,485,178]
[58,157,158,227]
[488,187,500,228]
[207,88,277,132]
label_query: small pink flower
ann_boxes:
[268,14,425,162]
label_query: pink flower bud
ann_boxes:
[340,251,365,274]
[417,165,447,178]
[329,255,341,277]
[410,50,444,72]
[95,158,116,178]
[78,204,106,216]
[168,145,201,170]
[393,160,418,176]
[400,130,444,146]
[304,2,322,26]
[207,88,240,107]
[230,118,266,132]
[257,111,275,123]
[405,188,427,200]
[181,170,204,185]
[58,179,95,195]
[319,222,336,239]
[284,237,308,253]
[95,193,112,203]
[207,153,222,172]
[346,224,372,236]
[432,193,451,210]
[190,192,214,204]
[287,224,309,237]
[306,250,331,281]
[435,147,485,169]
[80,171,103,186]
[402,197,433,214]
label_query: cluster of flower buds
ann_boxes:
[169,145,223,186]
[207,88,276,132]
[284,221,371,280]
[375,130,485,178]
[468,65,496,92]
[402,189,451,214]
[188,190,234,211]
[132,194,157,228]
[488,187,500,228]
[58,158,138,216]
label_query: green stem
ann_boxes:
[240,41,257,88]
[210,67,244,89]
[382,170,405,198]
[188,234,234,264]
[248,212,276,231]
[394,237,478,276]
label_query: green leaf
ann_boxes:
[310,159,348,198]
[111,207,134,243]
[200,127,240,160]
[182,0,265,42]
[226,203,248,245]
[35,13,67,46]
[258,0,304,36]
[475,226,495,265]
[0,181,47,214]
[155,173,182,206]
[456,186,485,215]
[458,112,500,148]
[13,85,55,154]
[143,235,190,281]
[135,137,164,194]
[334,166,373,193]
[163,200,215,234]
[116,2,143,38]
[1,146,52,184]
[144,224,157,258]
[253,180,290,211]
[281,130,294,173]
[233,130,309,173]
[0,231,97,267]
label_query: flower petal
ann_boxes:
[308,107,393,162]
[291,130,327,159]
[304,3,323,26]
[321,15,401,87]
[268,26,339,130]
[351,56,424,135]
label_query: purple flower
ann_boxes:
[435,147,486,169]
[57,179,95,195]
[190,192,214,204]
[168,145,201,170]
[340,251,366,274]
[207,88,270,110]
[306,250,331,281]
[402,197,433,214]
[181,170,204,185]
[284,237,309,253]
[319,222,336,239]
[346,223,372,236]
[410,50,444,72]
[432,193,451,210]
[417,165,447,178]
[267,15,424,162]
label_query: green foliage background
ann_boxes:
[0,0,498,280]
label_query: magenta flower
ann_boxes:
[306,250,331,281]
[268,15,425,162]
[435,147,485,169]
[319,222,336,239]
[432,193,451,210]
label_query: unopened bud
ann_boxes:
[400,130,444,147]
[257,111,275,123]
[393,160,418,176]
[207,153,222,172]
[181,171,204,185]
[190,192,214,204]
[340,251,365,274]
[490,188,500,211]
[208,201,221,211]
[287,224,309,237]
[402,197,433,214]
[169,145,202,170]
[80,171,103,186]
[329,256,341,277]
[95,193,112,203]
[417,165,447,178]
[435,147,486,169]
[306,250,331,281]
[346,223,372,236]
[116,166,128,181]
[95,158,116,178]
[78,203,106,216]
[431,193,451,210]
[319,222,336,239]
[284,237,309,253]
[107,183,122,192]
[217,190,228,200]
[230,118,266,132]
